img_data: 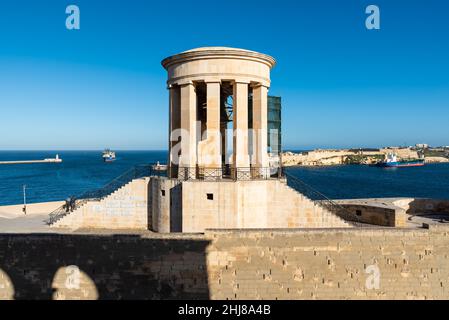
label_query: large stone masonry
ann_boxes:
[150,177,351,233]
[1,225,449,300]
[52,175,351,233]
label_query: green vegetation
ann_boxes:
[344,154,384,165]
[423,149,449,158]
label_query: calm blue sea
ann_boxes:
[286,164,449,200]
[0,151,166,206]
[1,151,449,206]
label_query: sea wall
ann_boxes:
[1,225,449,300]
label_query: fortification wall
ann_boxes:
[0,233,209,300]
[206,226,448,299]
[1,226,449,300]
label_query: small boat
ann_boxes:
[102,149,116,162]
[375,153,424,168]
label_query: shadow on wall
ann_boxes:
[0,234,210,300]
[170,184,182,232]
[404,199,449,215]
[147,182,152,231]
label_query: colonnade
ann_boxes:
[168,80,269,179]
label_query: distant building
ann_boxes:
[416,143,429,149]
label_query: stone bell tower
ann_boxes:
[148,47,351,233]
[161,47,276,180]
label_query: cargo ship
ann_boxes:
[102,149,116,162]
[375,153,424,168]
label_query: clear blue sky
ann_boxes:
[0,0,448,150]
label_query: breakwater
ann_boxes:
[0,159,62,165]
[0,154,62,165]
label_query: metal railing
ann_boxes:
[46,164,283,225]
[46,164,166,225]
[176,166,284,181]
[284,171,363,226]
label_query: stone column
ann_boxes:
[233,81,250,178]
[168,85,180,178]
[179,82,197,179]
[205,81,222,169]
[252,84,269,174]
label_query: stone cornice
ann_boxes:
[167,73,270,87]
[162,47,276,70]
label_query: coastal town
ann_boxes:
[282,144,449,167]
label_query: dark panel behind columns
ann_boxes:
[169,85,181,178]
[170,183,183,232]
[196,82,207,141]
[221,82,233,166]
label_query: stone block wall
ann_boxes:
[2,226,449,300]
[151,177,351,233]
[206,227,449,299]
[0,233,210,300]
[52,176,350,233]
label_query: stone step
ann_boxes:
[51,179,139,228]
[283,183,352,228]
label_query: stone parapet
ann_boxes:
[1,226,449,299]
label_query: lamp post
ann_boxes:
[22,185,27,215]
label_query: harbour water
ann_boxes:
[287,163,449,200]
[0,151,166,206]
[0,151,449,206]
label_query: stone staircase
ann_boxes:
[49,178,149,230]
[46,165,354,231]
[281,183,352,228]
[50,181,129,227]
